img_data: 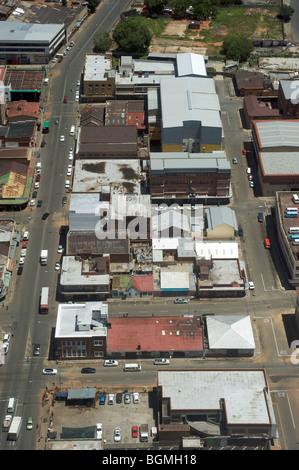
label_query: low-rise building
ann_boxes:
[157,369,277,444]
[55,302,108,360]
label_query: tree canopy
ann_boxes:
[113,18,152,53]
[93,31,113,53]
[221,34,253,62]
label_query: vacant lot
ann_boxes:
[144,6,281,56]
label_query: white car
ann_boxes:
[42,368,57,375]
[55,262,60,271]
[114,427,121,442]
[34,182,39,189]
[30,199,35,207]
[108,394,114,405]
[21,248,27,257]
[103,359,118,367]
[133,392,139,404]
[68,152,73,160]
[3,333,11,343]
[246,167,251,174]
[3,342,9,355]
[52,58,57,63]
[96,423,103,440]
[154,358,170,365]
[248,281,255,290]
[67,167,72,176]
[60,135,65,142]
[19,257,25,265]
[174,298,188,304]
[65,180,70,189]
[75,96,79,102]
[58,245,63,254]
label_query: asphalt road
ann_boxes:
[0,0,133,451]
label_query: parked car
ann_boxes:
[42,368,57,375]
[62,196,67,204]
[3,333,11,344]
[19,257,25,265]
[258,212,263,223]
[103,359,118,367]
[249,181,254,188]
[60,135,65,142]
[96,423,102,439]
[246,167,251,174]
[77,80,80,86]
[132,425,138,438]
[17,266,23,275]
[34,182,39,189]
[21,248,27,257]
[108,394,114,405]
[32,191,37,198]
[2,343,9,354]
[232,158,237,164]
[248,281,255,290]
[55,262,60,271]
[81,367,96,374]
[58,245,63,254]
[37,200,43,207]
[114,427,121,442]
[116,393,122,404]
[133,392,139,404]
[124,392,131,404]
[248,174,253,181]
[99,393,106,405]
[154,358,170,365]
[30,199,35,207]
[174,298,188,304]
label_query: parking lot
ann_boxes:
[38,387,157,449]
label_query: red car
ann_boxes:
[36,174,40,182]
[132,425,138,438]
[22,241,28,248]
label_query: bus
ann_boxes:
[40,287,49,314]
[42,121,50,134]
[289,235,299,241]
[285,212,298,218]
[285,207,298,213]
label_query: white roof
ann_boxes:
[206,315,255,350]
[160,270,189,289]
[55,302,108,339]
[0,22,63,43]
[195,241,239,259]
[176,52,207,77]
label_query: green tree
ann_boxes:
[277,4,294,22]
[113,18,152,53]
[169,0,189,18]
[87,0,99,13]
[144,0,166,14]
[93,31,113,53]
[192,0,220,19]
[221,34,253,62]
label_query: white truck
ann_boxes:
[8,416,22,440]
[139,424,149,442]
[40,250,48,266]
[2,415,12,431]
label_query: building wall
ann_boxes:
[83,76,115,102]
[56,335,107,360]
[205,223,235,240]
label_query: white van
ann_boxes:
[123,363,141,372]
[7,398,16,413]
[154,358,170,365]
[70,124,75,136]
[292,194,299,204]
[44,78,49,85]
[23,231,29,241]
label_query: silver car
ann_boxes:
[114,427,121,442]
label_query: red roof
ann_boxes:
[133,275,153,292]
[107,316,203,353]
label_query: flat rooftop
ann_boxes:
[158,369,274,426]
[72,159,141,194]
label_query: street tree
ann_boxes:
[113,18,152,53]
[93,31,113,53]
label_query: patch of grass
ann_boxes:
[136,16,170,37]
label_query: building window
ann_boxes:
[94,339,103,346]
[94,351,103,357]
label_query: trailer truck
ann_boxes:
[8,416,22,440]
[40,250,48,266]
